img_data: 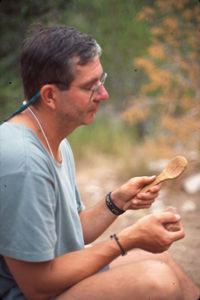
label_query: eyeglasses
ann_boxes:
[2,73,107,122]
[47,72,107,101]
[78,72,107,101]
[72,72,107,92]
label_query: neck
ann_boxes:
[8,104,75,162]
[27,106,62,162]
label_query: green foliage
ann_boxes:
[0,0,151,121]
[123,0,200,156]
[68,112,139,159]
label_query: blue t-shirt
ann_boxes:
[0,123,85,299]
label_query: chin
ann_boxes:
[84,115,96,125]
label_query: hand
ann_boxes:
[164,207,181,232]
[118,211,185,253]
[111,176,160,210]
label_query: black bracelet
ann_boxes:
[105,192,125,216]
[110,234,127,256]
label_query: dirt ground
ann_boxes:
[76,155,200,287]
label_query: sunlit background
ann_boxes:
[0,0,200,286]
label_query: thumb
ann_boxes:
[157,211,181,225]
[137,175,156,188]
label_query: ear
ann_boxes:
[40,85,57,110]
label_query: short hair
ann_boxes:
[21,25,102,100]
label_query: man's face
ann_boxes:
[56,56,109,130]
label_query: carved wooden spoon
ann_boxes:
[123,156,188,211]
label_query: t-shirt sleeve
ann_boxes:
[0,168,57,262]
[75,184,85,212]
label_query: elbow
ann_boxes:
[23,288,53,300]
[22,282,60,300]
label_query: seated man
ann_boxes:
[0,25,199,300]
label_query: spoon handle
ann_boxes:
[123,173,166,211]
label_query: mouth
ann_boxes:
[89,104,99,114]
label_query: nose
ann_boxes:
[95,85,109,101]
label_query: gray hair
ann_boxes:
[21,25,102,99]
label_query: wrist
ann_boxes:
[105,192,125,216]
[118,227,140,252]
[109,190,125,210]
[110,234,127,256]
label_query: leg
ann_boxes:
[111,249,200,300]
[57,260,182,300]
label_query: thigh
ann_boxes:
[56,259,181,300]
[110,248,169,269]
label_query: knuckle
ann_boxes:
[164,234,174,245]
[152,213,160,222]
[129,178,137,184]
[161,237,171,247]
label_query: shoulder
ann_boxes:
[0,123,53,177]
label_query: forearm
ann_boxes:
[80,176,161,244]
[79,197,118,244]
[49,241,119,293]
[5,239,121,299]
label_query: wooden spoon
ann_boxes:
[123,156,188,211]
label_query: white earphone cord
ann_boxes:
[28,107,54,159]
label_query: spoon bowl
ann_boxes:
[158,156,188,181]
[123,156,188,211]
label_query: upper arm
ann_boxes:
[0,169,56,261]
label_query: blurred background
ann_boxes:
[0,0,200,285]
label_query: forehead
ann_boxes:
[72,56,103,83]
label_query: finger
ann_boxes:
[129,199,154,209]
[136,199,155,206]
[148,184,161,193]
[167,227,185,241]
[134,205,152,210]
[165,222,181,232]
[164,215,183,232]
[133,198,155,205]
[133,175,156,189]
[130,203,153,210]
[140,175,156,186]
[137,192,159,200]
[156,211,181,224]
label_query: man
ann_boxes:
[0,25,199,300]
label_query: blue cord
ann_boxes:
[1,91,40,124]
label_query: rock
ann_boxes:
[183,173,200,194]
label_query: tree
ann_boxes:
[0,0,151,121]
[0,0,73,120]
[123,0,200,157]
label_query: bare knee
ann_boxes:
[57,260,183,300]
[143,260,182,300]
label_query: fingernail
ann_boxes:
[175,214,181,220]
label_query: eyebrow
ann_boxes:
[79,72,104,87]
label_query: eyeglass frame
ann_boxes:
[46,72,107,101]
[2,73,107,122]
